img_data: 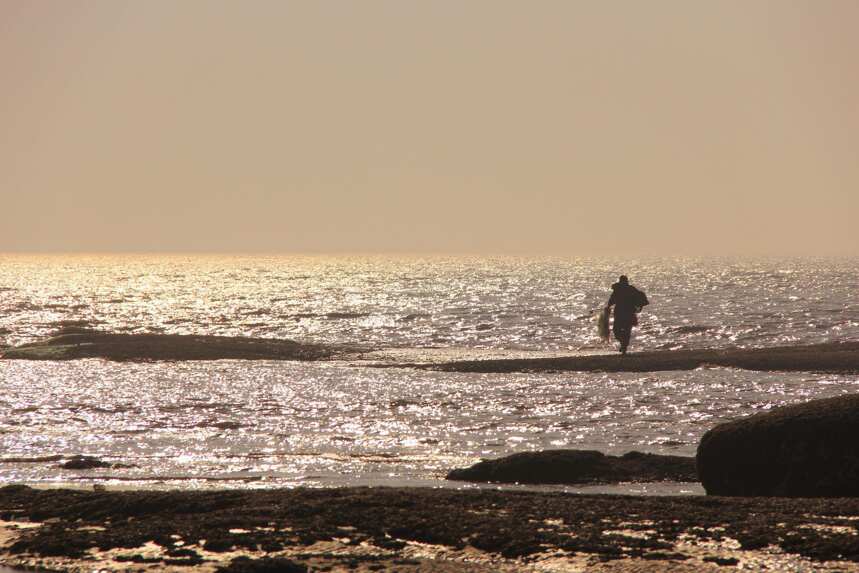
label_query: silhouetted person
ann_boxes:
[605,275,649,354]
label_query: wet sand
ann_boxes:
[2,485,859,572]
[417,341,859,374]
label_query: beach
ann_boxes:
[1,255,858,570]
[5,0,858,567]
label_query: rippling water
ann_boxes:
[0,255,857,492]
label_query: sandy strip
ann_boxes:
[410,341,859,373]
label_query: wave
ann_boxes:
[289,312,371,320]
[673,325,713,334]
[8,302,42,312]
[0,455,64,464]
[42,303,88,311]
[242,309,269,317]
[399,313,431,322]
[53,319,100,330]
[67,474,264,482]
[204,421,244,430]
[325,312,371,320]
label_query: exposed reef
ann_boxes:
[0,329,346,362]
[2,486,859,571]
[446,450,697,485]
[416,342,859,374]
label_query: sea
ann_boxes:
[0,255,857,494]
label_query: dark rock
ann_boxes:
[165,547,204,565]
[697,394,859,496]
[642,552,690,560]
[60,456,112,470]
[704,556,740,566]
[110,462,139,469]
[216,556,307,573]
[446,449,697,484]
[1,328,346,362]
[114,554,164,563]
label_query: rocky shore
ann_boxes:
[2,485,859,572]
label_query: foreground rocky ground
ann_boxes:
[2,486,859,572]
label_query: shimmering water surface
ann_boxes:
[0,255,857,492]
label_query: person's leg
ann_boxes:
[613,321,631,354]
[618,326,630,354]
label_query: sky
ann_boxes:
[1,1,857,256]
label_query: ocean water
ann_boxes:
[0,255,857,492]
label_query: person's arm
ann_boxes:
[606,290,616,309]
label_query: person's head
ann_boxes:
[619,275,629,285]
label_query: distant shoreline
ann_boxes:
[2,329,857,374]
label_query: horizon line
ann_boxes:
[0,250,856,260]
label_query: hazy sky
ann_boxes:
[2,1,857,255]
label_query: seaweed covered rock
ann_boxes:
[60,456,112,470]
[697,394,859,496]
[446,449,697,484]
